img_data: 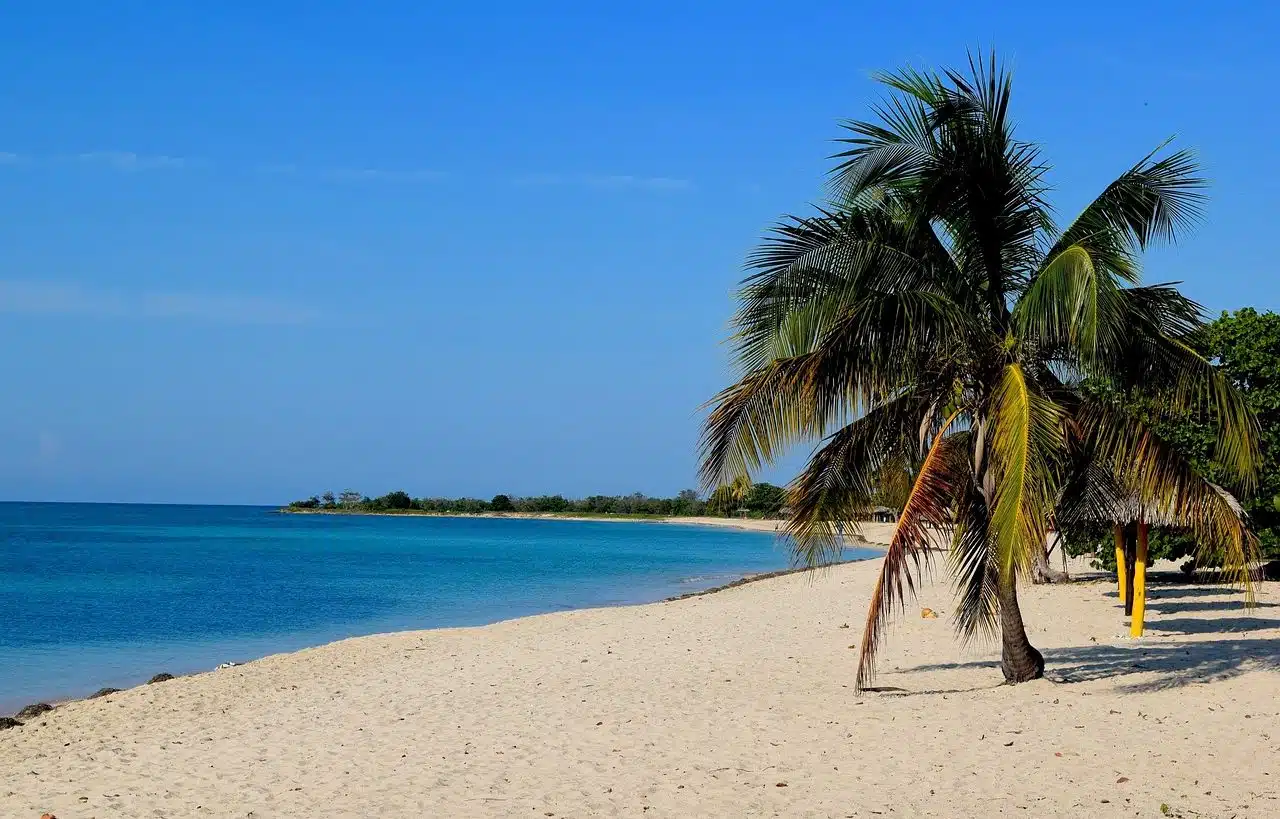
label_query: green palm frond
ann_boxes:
[1102,304,1260,491]
[1015,243,1125,367]
[987,364,1066,579]
[1120,283,1204,339]
[733,207,949,371]
[1052,141,1206,256]
[948,464,999,644]
[830,75,939,203]
[702,291,972,488]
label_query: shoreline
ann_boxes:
[278,507,897,542]
[9,561,872,717]
[278,507,771,528]
[5,542,886,717]
[5,557,1276,817]
[662,557,868,600]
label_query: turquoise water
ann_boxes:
[0,503,877,711]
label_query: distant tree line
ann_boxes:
[284,483,790,518]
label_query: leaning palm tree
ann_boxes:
[700,53,1260,690]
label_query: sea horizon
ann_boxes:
[0,501,876,712]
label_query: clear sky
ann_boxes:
[1,2,1277,504]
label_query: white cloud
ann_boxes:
[320,167,445,183]
[77,151,190,170]
[3,152,688,192]
[514,173,693,191]
[0,280,321,326]
[3,151,686,192]
[260,164,445,183]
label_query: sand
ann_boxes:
[282,511,899,544]
[664,516,900,545]
[3,558,1278,818]
[659,515,790,533]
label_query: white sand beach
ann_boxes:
[3,557,1277,818]
[663,516,900,544]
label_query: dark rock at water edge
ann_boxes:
[88,687,122,699]
[0,716,21,730]
[15,702,53,719]
[148,673,175,684]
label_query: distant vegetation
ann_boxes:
[1062,307,1280,567]
[283,483,789,519]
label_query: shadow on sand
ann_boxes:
[897,637,1280,695]
[1148,599,1280,615]
[1099,582,1245,601]
[1044,637,1280,691]
[892,579,1279,695]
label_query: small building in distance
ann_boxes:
[864,506,897,523]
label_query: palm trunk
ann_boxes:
[997,570,1045,684]
[1031,534,1070,584]
[1123,525,1137,618]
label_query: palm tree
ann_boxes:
[700,53,1259,689]
[708,475,753,516]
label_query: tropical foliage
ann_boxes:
[700,53,1260,689]
[706,478,787,516]
[1065,307,1280,568]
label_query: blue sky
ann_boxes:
[1,2,1277,504]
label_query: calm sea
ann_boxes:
[0,502,877,711]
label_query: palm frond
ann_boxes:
[1101,296,1260,491]
[733,207,946,371]
[1051,141,1206,261]
[702,290,972,488]
[1014,243,1125,367]
[854,411,968,691]
[829,79,939,203]
[1079,400,1259,596]
[911,53,1051,323]
[949,466,999,643]
[782,390,948,565]
[987,363,1066,579]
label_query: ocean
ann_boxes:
[0,502,878,712]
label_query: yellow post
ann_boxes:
[1130,521,1149,637]
[1114,526,1127,606]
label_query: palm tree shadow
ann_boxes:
[904,638,1280,693]
[1046,638,1280,691]
[1149,599,1280,615]
[1100,584,1244,601]
[1140,616,1278,635]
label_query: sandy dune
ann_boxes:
[3,558,1277,818]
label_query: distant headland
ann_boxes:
[279,485,788,521]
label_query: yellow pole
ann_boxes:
[1130,521,1149,637]
[1114,526,1127,606]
